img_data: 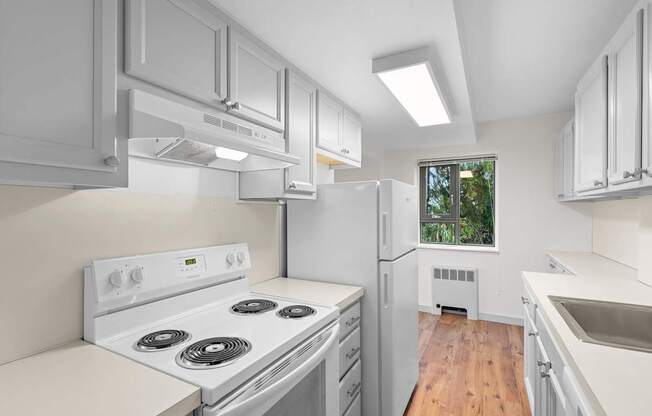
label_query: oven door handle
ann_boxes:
[206,322,340,416]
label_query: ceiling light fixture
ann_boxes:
[215,146,248,161]
[372,47,451,127]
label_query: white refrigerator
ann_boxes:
[287,179,419,416]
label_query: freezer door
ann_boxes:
[379,180,418,261]
[379,250,419,416]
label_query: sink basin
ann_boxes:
[549,296,652,353]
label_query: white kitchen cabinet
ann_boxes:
[317,91,362,167]
[554,119,575,199]
[607,7,644,186]
[125,0,227,108]
[574,55,609,193]
[238,70,316,200]
[0,0,123,187]
[341,109,362,163]
[227,28,285,132]
[317,90,343,154]
[641,0,652,186]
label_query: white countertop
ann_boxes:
[0,340,200,416]
[252,277,364,310]
[525,251,652,416]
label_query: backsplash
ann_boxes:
[0,164,280,364]
[592,198,641,269]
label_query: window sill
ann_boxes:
[418,244,499,254]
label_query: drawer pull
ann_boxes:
[347,381,362,398]
[345,316,360,327]
[537,360,552,371]
[345,347,361,359]
[528,331,538,337]
[521,296,530,304]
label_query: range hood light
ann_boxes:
[215,146,248,161]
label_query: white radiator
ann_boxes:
[431,266,479,320]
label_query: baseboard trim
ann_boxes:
[479,313,523,326]
[418,304,435,314]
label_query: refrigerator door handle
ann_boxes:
[383,272,391,309]
[381,212,388,251]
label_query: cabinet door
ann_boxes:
[553,133,565,199]
[523,305,537,414]
[608,8,644,186]
[574,55,608,192]
[228,28,285,132]
[562,120,575,197]
[642,2,652,184]
[316,91,343,154]
[0,0,120,181]
[342,109,362,162]
[125,0,227,107]
[285,70,316,194]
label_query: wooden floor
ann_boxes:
[404,312,531,416]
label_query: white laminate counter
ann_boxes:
[0,340,200,416]
[252,277,364,310]
[524,251,652,416]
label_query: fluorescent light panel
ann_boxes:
[376,62,450,127]
[215,146,248,161]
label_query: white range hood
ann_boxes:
[128,89,299,172]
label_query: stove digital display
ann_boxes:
[185,258,197,266]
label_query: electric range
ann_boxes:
[84,243,340,416]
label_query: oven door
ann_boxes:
[202,321,340,416]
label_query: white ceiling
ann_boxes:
[211,0,639,151]
[210,0,476,152]
[455,0,639,122]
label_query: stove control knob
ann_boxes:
[130,267,144,284]
[108,270,124,288]
[226,252,236,266]
[236,251,246,264]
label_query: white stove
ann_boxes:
[84,244,340,416]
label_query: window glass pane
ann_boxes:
[459,160,495,246]
[420,222,456,244]
[425,165,453,217]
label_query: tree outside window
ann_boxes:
[419,158,495,246]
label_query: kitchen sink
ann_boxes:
[549,296,652,353]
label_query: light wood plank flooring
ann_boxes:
[405,312,531,416]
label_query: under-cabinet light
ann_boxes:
[215,147,248,161]
[372,47,451,127]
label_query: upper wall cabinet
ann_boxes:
[125,0,228,107]
[342,109,362,163]
[227,28,286,132]
[239,70,316,200]
[574,54,608,193]
[316,91,362,167]
[0,0,123,187]
[607,8,644,187]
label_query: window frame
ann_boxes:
[418,156,497,248]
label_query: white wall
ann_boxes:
[0,158,281,365]
[337,112,593,321]
[592,198,640,268]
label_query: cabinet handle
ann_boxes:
[540,370,550,378]
[521,296,529,305]
[528,331,538,337]
[340,148,347,153]
[104,155,120,167]
[537,360,552,371]
[347,381,362,397]
[222,98,241,111]
[634,168,650,177]
[288,181,297,189]
[345,316,361,327]
[346,346,361,359]
[593,179,604,187]
[623,170,636,179]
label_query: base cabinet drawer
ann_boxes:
[339,327,361,379]
[339,359,361,415]
[339,302,361,340]
[342,391,361,416]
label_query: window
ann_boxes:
[419,156,496,247]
